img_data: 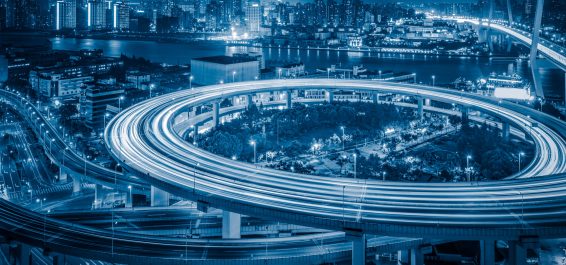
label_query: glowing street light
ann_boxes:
[353,153,357,179]
[340,126,345,151]
[250,140,257,164]
[118,96,125,111]
[466,155,472,181]
[518,151,525,172]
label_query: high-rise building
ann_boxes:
[524,0,532,15]
[56,0,77,30]
[87,0,106,29]
[314,0,326,26]
[0,1,6,31]
[341,0,353,27]
[113,1,129,30]
[6,0,40,29]
[245,1,260,33]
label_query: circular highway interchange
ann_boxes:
[106,79,566,240]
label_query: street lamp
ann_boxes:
[104,113,110,129]
[149,84,155,98]
[518,151,525,172]
[189,75,193,90]
[250,140,257,164]
[118,96,125,112]
[127,185,132,208]
[232,71,236,83]
[466,155,472,182]
[353,154,357,179]
[431,75,436,87]
[378,70,382,79]
[340,126,345,151]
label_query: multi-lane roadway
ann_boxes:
[107,79,566,240]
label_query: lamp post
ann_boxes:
[340,126,345,151]
[189,75,193,90]
[432,75,436,87]
[250,140,257,164]
[104,113,110,130]
[518,151,525,172]
[378,70,382,79]
[127,185,132,208]
[466,155,472,182]
[232,71,236,83]
[49,138,54,156]
[119,96,124,112]
[353,153,357,179]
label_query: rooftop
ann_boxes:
[192,55,257,65]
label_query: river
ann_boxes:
[50,37,565,100]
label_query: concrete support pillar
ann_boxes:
[59,168,67,182]
[52,254,65,265]
[502,122,510,141]
[417,98,424,120]
[222,211,241,239]
[327,90,334,103]
[150,185,170,207]
[192,124,199,139]
[9,243,31,265]
[247,94,254,109]
[507,240,517,265]
[125,189,133,208]
[512,241,527,265]
[72,176,82,195]
[461,107,469,125]
[398,250,409,265]
[372,93,378,104]
[351,234,366,265]
[94,184,103,209]
[410,247,423,265]
[564,72,565,108]
[286,90,292,109]
[529,0,545,98]
[481,240,495,265]
[212,101,220,128]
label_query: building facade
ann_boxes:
[82,79,124,129]
[56,0,77,30]
[191,55,260,86]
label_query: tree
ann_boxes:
[480,149,514,180]
[59,103,78,122]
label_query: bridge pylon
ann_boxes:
[529,0,546,98]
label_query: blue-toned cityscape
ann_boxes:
[0,0,566,264]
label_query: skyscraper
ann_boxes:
[341,0,353,27]
[246,0,260,33]
[87,0,106,29]
[113,1,129,30]
[0,1,6,31]
[56,0,77,30]
[6,0,40,29]
[314,0,326,26]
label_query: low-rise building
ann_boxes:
[81,78,124,130]
[29,71,94,98]
[275,63,305,78]
[126,71,151,90]
[29,56,123,99]
[191,55,260,86]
